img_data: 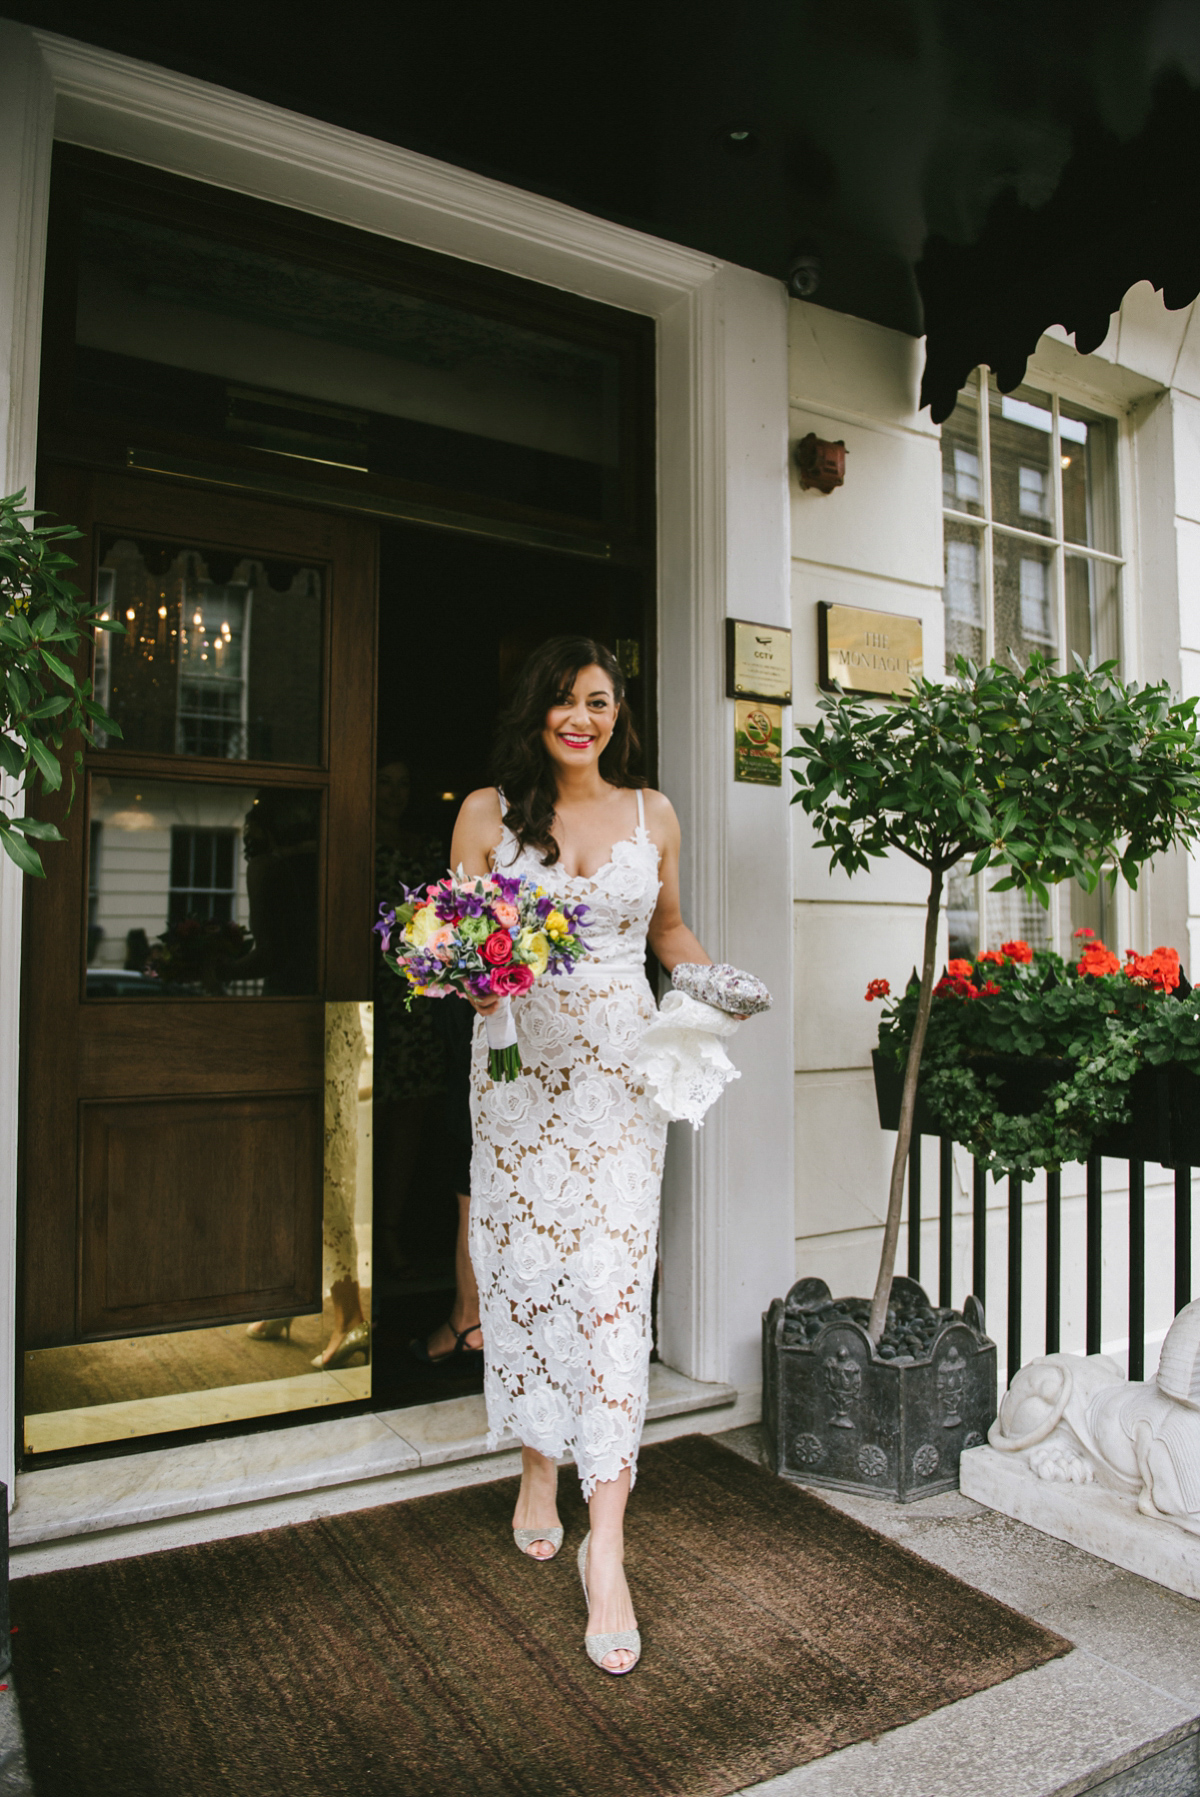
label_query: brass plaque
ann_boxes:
[818,602,923,696]
[734,700,783,786]
[726,618,793,702]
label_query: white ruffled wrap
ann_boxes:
[629,991,742,1130]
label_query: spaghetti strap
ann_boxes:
[636,789,645,830]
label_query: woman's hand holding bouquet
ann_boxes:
[375,873,590,1080]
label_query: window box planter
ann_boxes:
[871,1047,1172,1165]
[762,1276,997,1502]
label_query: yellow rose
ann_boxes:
[405,904,441,948]
[516,929,549,977]
[544,910,569,939]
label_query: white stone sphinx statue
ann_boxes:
[987,1299,1200,1534]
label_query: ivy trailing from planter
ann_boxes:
[0,490,122,876]
[873,937,1199,1175]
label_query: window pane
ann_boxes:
[1060,400,1119,554]
[86,776,320,998]
[946,865,979,960]
[943,519,985,668]
[95,537,322,765]
[1066,554,1120,666]
[993,533,1055,665]
[75,204,622,526]
[989,377,1054,538]
[941,377,983,516]
[986,872,1054,954]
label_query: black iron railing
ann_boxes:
[906,1142,1196,1381]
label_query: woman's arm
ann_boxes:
[449,787,505,1013]
[644,790,712,973]
[449,786,505,880]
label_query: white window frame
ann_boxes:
[942,365,1134,958]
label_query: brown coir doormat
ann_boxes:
[11,1434,1070,1797]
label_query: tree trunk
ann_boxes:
[867,864,945,1344]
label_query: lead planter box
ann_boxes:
[762,1277,997,1502]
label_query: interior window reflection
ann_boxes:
[86,777,320,997]
[94,537,322,765]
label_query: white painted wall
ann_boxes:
[786,299,946,1307]
[785,285,1200,1388]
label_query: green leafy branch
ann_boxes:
[0,490,124,877]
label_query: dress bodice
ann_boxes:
[493,789,661,969]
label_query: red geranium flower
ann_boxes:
[1000,940,1033,964]
[1074,926,1096,940]
[1078,941,1121,977]
[1123,946,1180,991]
[864,978,890,1001]
[976,949,1006,966]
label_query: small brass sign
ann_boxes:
[726,618,793,703]
[818,602,923,697]
[734,700,783,786]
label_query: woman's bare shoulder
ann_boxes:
[640,788,679,844]
[458,785,504,824]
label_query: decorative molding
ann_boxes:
[0,20,56,1509]
[33,29,718,314]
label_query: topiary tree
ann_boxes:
[0,491,122,876]
[788,654,1200,1344]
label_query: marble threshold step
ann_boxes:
[10,1363,752,1578]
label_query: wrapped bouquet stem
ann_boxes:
[483,995,521,1082]
[375,871,590,1082]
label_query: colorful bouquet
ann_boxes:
[375,872,590,1080]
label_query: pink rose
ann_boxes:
[490,962,534,997]
[481,930,514,966]
[428,926,455,960]
[491,900,519,928]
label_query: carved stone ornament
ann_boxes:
[823,1345,862,1428]
[988,1298,1200,1533]
[937,1345,968,1428]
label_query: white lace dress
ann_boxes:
[468,790,667,1499]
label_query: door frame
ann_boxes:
[0,20,795,1500]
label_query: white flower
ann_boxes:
[598,1317,645,1375]
[508,1228,557,1285]
[488,1079,536,1129]
[518,1383,571,1446]
[538,1307,589,1369]
[575,1234,629,1301]
[569,1069,622,1128]
[580,1402,626,1460]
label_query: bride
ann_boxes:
[451,635,725,1675]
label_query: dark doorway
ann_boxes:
[368,523,653,1406]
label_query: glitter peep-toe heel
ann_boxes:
[577,1531,641,1674]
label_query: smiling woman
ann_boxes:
[446,633,727,1677]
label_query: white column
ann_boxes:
[0,21,55,1506]
[658,265,794,1388]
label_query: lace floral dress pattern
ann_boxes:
[468,792,666,1499]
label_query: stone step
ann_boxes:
[10,1362,748,1577]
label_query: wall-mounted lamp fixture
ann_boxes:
[795,432,846,494]
[787,254,820,299]
[718,123,760,156]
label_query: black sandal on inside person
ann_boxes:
[408,1321,484,1368]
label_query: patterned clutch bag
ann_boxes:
[670,962,773,1016]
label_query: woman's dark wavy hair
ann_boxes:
[493,635,644,865]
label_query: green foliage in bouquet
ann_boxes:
[788,653,1200,1342]
[0,491,123,876]
[875,937,1200,1177]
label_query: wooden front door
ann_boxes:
[21,464,377,1349]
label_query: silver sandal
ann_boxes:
[513,1525,563,1560]
[577,1530,641,1674]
